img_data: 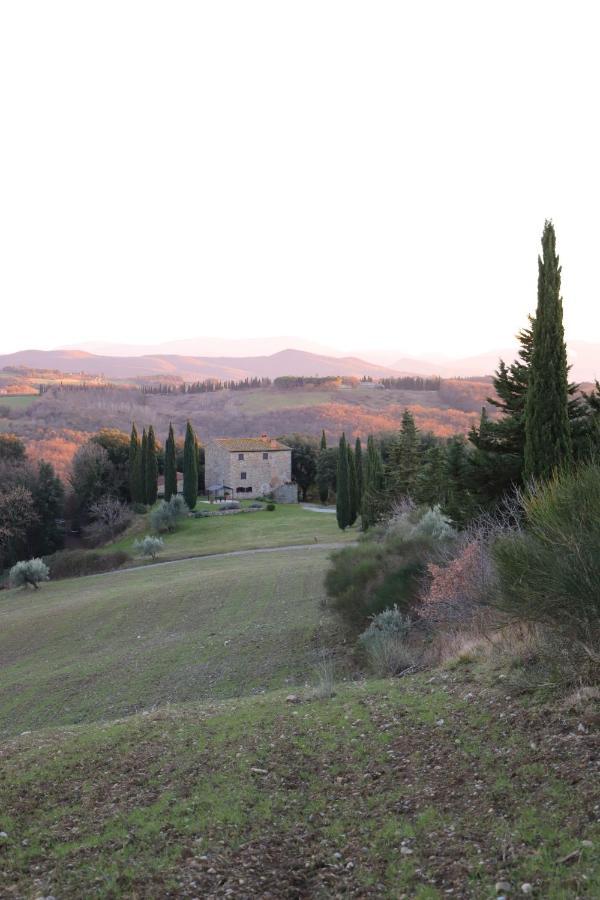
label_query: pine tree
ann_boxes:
[336,434,350,530]
[320,429,327,451]
[354,436,363,511]
[362,434,385,530]
[444,437,473,525]
[145,425,158,506]
[140,429,148,505]
[415,443,446,507]
[164,423,177,501]
[524,221,573,480]
[390,409,420,496]
[347,444,358,526]
[129,423,143,503]
[183,421,198,509]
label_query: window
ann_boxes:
[263,452,269,460]
[240,472,247,480]
[238,453,244,460]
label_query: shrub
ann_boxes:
[358,606,414,675]
[422,537,497,627]
[9,558,50,589]
[150,495,188,533]
[493,463,600,655]
[131,502,148,514]
[84,496,132,546]
[249,501,264,509]
[44,549,131,579]
[266,502,276,511]
[134,535,164,560]
[216,501,240,511]
[326,505,453,632]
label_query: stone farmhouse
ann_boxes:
[204,435,295,502]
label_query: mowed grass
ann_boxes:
[1,674,598,898]
[111,502,354,561]
[0,547,340,738]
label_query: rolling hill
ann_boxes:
[0,347,406,381]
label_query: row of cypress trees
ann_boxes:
[129,420,200,508]
[129,424,159,506]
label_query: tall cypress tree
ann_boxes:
[524,221,572,480]
[320,429,327,451]
[140,428,148,505]
[129,423,143,503]
[347,443,358,526]
[183,421,198,509]
[336,433,350,530]
[354,436,363,511]
[145,425,158,505]
[362,434,385,530]
[164,423,177,501]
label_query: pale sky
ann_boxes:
[1,1,600,357]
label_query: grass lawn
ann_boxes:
[111,501,355,562]
[0,547,342,738]
[1,671,598,898]
[0,394,38,409]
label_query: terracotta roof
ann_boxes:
[212,437,290,452]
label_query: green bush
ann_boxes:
[493,463,600,652]
[133,535,164,560]
[358,606,414,675]
[44,549,131,580]
[266,502,276,511]
[150,495,187,533]
[9,558,50,589]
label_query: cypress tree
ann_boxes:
[347,444,358,526]
[129,423,143,503]
[362,434,385,530]
[140,428,148,505]
[320,429,327,451]
[316,446,336,505]
[183,421,198,509]
[145,425,158,506]
[336,434,350,530]
[354,436,363,511]
[164,423,177,501]
[524,221,572,480]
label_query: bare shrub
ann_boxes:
[84,496,132,546]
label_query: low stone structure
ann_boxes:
[204,435,295,501]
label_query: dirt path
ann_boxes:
[104,541,355,577]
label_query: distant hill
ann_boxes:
[0,348,406,381]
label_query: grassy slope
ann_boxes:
[1,671,598,898]
[0,547,342,738]
[0,394,38,409]
[111,503,354,561]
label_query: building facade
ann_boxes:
[204,436,294,501]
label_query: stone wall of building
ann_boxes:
[227,450,291,498]
[204,442,293,500]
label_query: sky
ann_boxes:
[1,1,600,358]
